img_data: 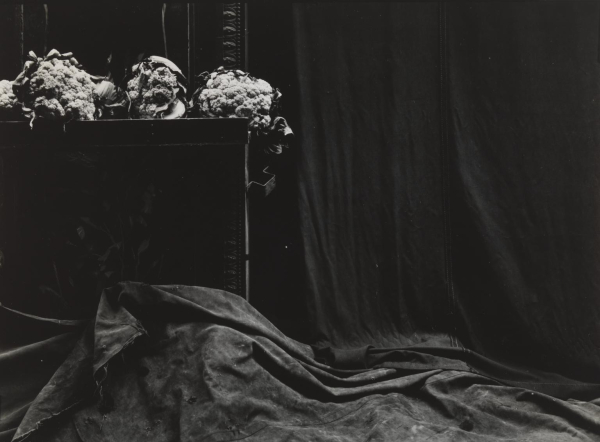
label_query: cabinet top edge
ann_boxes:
[0,118,250,147]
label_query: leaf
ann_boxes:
[153,103,170,115]
[146,55,184,77]
[98,243,121,263]
[137,72,148,92]
[138,239,150,255]
[162,100,186,120]
[77,226,86,240]
[95,80,117,102]
[44,49,60,60]
[141,191,153,214]
[80,217,104,232]
[38,285,68,307]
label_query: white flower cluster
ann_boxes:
[0,80,18,116]
[196,70,274,130]
[27,56,96,121]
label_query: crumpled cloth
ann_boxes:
[3,283,600,441]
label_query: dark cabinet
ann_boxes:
[0,2,251,317]
[0,119,249,317]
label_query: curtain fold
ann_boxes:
[294,1,600,382]
[447,1,600,379]
[294,3,447,348]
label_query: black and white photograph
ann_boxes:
[0,1,600,441]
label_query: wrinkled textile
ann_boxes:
[5,283,600,442]
[293,1,600,382]
[294,2,447,348]
[0,305,87,442]
[446,1,600,382]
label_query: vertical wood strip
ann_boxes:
[43,4,48,55]
[187,3,195,90]
[218,3,249,298]
[18,5,24,70]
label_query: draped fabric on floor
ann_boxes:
[3,284,600,442]
[3,2,600,441]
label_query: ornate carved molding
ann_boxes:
[220,3,247,71]
[219,3,248,299]
[222,146,248,298]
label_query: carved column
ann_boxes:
[217,3,248,71]
[218,3,249,299]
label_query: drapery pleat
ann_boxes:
[447,2,600,379]
[294,3,447,348]
[294,1,600,382]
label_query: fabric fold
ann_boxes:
[6,282,600,442]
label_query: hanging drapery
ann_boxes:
[294,2,600,384]
[294,3,448,348]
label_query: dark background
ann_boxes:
[293,2,600,384]
[2,2,600,385]
[0,3,308,338]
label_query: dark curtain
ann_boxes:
[294,1,600,382]
[448,2,600,381]
[294,3,447,348]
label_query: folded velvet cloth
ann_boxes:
[3,283,600,442]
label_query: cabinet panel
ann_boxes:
[0,119,248,317]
